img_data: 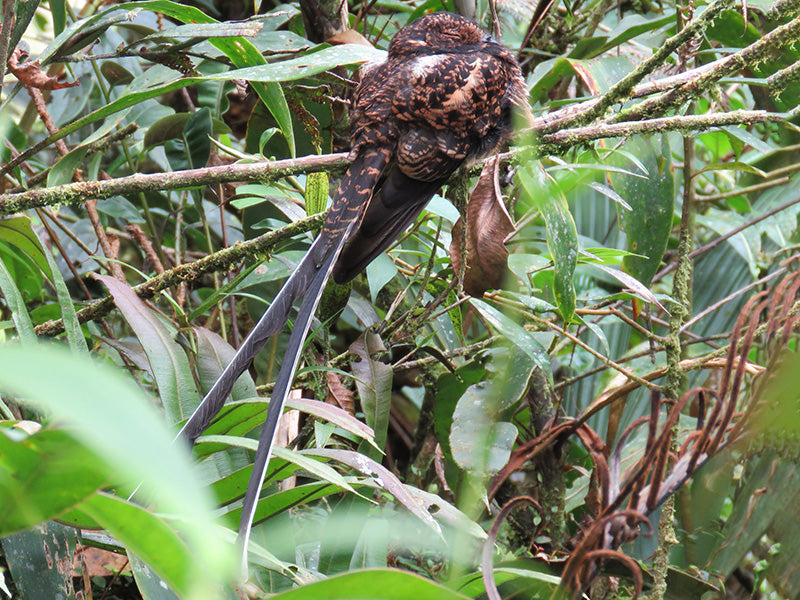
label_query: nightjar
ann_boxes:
[181,11,528,555]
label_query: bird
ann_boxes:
[178,11,527,557]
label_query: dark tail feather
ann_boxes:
[332,167,446,283]
[236,149,393,565]
[177,237,326,444]
[178,149,391,445]
[174,149,391,569]
[236,245,341,564]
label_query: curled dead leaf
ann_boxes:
[326,371,355,414]
[449,157,515,297]
[7,47,80,90]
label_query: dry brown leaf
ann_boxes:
[7,47,80,90]
[327,29,373,47]
[326,371,355,414]
[449,157,514,297]
[71,545,130,577]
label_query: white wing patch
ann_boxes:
[360,55,387,78]
[443,58,485,110]
[411,54,447,78]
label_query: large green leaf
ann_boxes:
[37,231,87,354]
[75,492,230,600]
[0,249,35,344]
[23,41,379,167]
[194,327,258,401]
[350,331,393,453]
[269,568,471,599]
[0,428,107,534]
[95,274,199,423]
[165,107,212,171]
[610,135,674,286]
[518,162,578,323]
[0,343,236,594]
[1,521,78,600]
[0,216,52,279]
[448,346,535,477]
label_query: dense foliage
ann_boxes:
[0,0,799,599]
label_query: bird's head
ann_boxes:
[389,12,500,57]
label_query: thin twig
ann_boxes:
[34,211,326,337]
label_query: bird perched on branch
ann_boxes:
[180,11,527,555]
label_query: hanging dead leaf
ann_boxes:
[7,47,80,90]
[449,157,515,297]
[326,371,355,414]
[327,29,373,47]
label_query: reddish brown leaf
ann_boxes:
[327,29,373,47]
[449,157,514,297]
[326,371,355,414]
[7,48,80,90]
[71,544,130,577]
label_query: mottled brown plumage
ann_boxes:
[330,12,526,281]
[180,12,527,559]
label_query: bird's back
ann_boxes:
[331,12,526,283]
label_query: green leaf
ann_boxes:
[36,232,87,354]
[94,274,199,423]
[221,480,347,528]
[365,253,398,304]
[128,553,182,600]
[194,327,258,400]
[451,560,561,597]
[190,397,379,453]
[470,299,552,374]
[45,10,140,61]
[0,428,107,534]
[609,135,674,286]
[268,568,471,599]
[305,171,329,216]
[448,346,534,477]
[309,449,442,536]
[518,162,578,323]
[135,1,296,157]
[8,0,41,53]
[47,145,91,187]
[434,361,486,461]
[0,343,235,593]
[0,216,52,280]
[201,44,387,83]
[197,434,355,493]
[48,0,66,36]
[100,60,135,87]
[165,108,212,171]
[1,521,78,600]
[450,381,518,475]
[0,251,35,344]
[139,21,264,42]
[182,107,212,169]
[600,14,674,54]
[350,331,393,453]
[31,41,378,163]
[77,492,225,600]
[144,113,192,149]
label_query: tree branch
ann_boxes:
[0,153,350,214]
[34,211,326,337]
[0,110,781,213]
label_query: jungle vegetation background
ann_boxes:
[0,0,798,598]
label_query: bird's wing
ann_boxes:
[332,165,444,284]
[333,53,509,283]
[392,53,510,144]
